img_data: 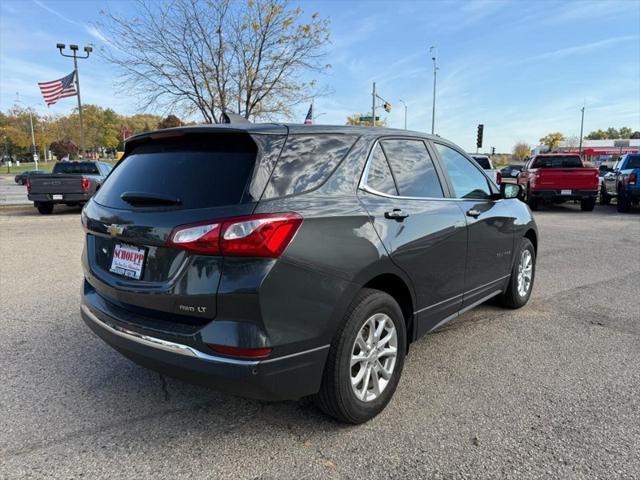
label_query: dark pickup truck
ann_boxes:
[27,161,112,214]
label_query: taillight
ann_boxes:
[496,171,502,184]
[26,178,32,192]
[208,344,273,359]
[630,172,637,185]
[81,178,90,191]
[168,213,303,258]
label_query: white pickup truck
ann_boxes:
[471,155,501,185]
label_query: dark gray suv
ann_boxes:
[80,124,537,423]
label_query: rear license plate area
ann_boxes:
[109,243,147,280]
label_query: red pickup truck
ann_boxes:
[517,154,599,211]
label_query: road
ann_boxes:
[0,176,30,206]
[1,204,638,479]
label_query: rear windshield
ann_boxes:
[626,156,640,169]
[472,156,491,169]
[533,156,582,168]
[93,134,257,210]
[53,162,100,174]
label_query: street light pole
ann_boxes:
[57,43,92,156]
[15,94,38,169]
[430,46,438,135]
[372,82,376,127]
[578,105,585,155]
[399,99,408,129]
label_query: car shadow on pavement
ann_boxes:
[0,205,82,216]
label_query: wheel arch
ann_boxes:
[523,228,538,254]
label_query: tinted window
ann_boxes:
[626,155,640,169]
[263,134,357,198]
[533,155,582,168]
[53,162,100,174]
[435,143,491,199]
[94,134,257,210]
[472,156,491,169]
[365,144,398,195]
[381,139,443,198]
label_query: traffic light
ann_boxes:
[476,124,484,149]
[383,102,392,113]
[491,146,496,155]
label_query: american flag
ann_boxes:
[38,71,77,106]
[304,104,313,125]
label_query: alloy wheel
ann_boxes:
[517,249,533,297]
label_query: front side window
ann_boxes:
[380,139,444,198]
[365,144,398,195]
[435,143,491,200]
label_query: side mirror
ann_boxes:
[500,182,523,200]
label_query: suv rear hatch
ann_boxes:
[83,128,287,326]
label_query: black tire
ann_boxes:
[580,197,595,211]
[313,288,406,424]
[599,186,611,205]
[36,203,54,215]
[617,190,631,213]
[499,238,535,309]
[526,186,539,211]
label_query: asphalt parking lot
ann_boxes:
[0,203,638,479]
[0,176,30,206]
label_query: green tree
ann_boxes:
[158,114,182,129]
[512,142,531,162]
[619,127,633,139]
[585,129,607,140]
[539,132,564,151]
[605,127,620,139]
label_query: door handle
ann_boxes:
[466,208,481,218]
[385,209,410,220]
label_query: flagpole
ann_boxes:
[57,44,92,157]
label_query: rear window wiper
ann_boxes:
[120,191,182,206]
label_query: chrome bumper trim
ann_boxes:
[81,304,329,366]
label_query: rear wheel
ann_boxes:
[314,288,406,424]
[499,238,535,309]
[580,197,595,211]
[617,189,631,213]
[36,203,54,215]
[526,186,539,211]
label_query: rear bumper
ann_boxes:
[28,192,92,203]
[530,189,597,201]
[80,294,329,401]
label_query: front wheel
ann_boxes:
[499,238,535,309]
[314,289,406,424]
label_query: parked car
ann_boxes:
[14,170,47,185]
[80,124,538,424]
[517,154,599,211]
[600,153,640,212]
[27,161,112,214]
[500,164,524,179]
[471,154,501,184]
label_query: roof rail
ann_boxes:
[220,112,251,124]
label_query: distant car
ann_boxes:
[14,170,47,185]
[500,164,524,179]
[517,154,599,211]
[600,154,640,212]
[27,161,112,214]
[471,155,501,184]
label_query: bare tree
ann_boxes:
[512,142,531,162]
[98,0,331,122]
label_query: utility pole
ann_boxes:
[430,46,438,135]
[15,94,38,169]
[57,43,92,156]
[399,99,408,129]
[578,105,585,155]
[372,82,376,127]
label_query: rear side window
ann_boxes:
[53,162,100,174]
[626,155,640,169]
[263,134,357,198]
[533,156,582,168]
[366,144,398,196]
[94,134,257,210]
[381,139,443,198]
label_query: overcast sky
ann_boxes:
[1,0,639,152]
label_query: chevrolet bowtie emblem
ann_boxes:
[106,224,125,236]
